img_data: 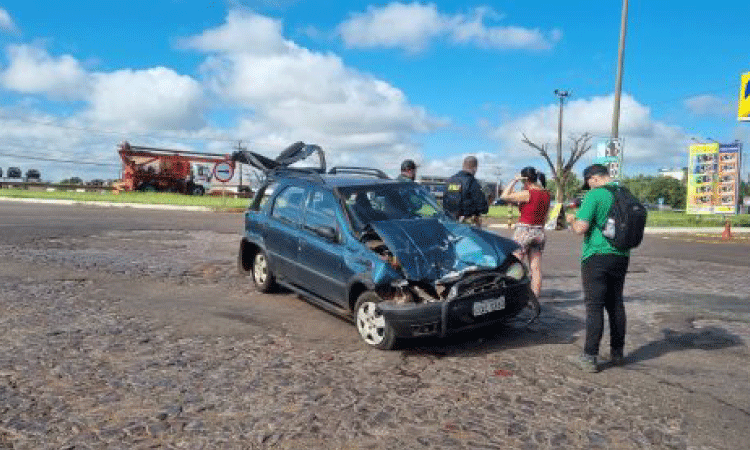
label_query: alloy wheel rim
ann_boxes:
[356,301,386,345]
[254,254,267,284]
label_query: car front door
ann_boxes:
[264,185,307,283]
[297,189,347,305]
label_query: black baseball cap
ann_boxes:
[582,164,609,190]
[400,159,417,171]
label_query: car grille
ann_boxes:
[454,272,505,298]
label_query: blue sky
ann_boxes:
[0,0,747,182]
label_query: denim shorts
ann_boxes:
[513,224,546,253]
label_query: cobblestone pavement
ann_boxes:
[1,225,749,449]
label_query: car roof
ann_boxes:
[268,170,403,189]
[321,176,398,188]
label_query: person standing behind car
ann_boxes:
[565,164,630,373]
[397,159,417,182]
[443,156,488,226]
[499,166,550,301]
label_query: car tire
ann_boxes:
[191,185,205,196]
[354,291,397,350]
[251,249,276,293]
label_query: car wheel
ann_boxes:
[191,185,205,196]
[354,291,397,350]
[251,250,276,293]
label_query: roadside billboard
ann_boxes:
[686,142,742,214]
[739,72,750,122]
[593,137,623,181]
[715,143,741,214]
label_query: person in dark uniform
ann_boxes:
[397,159,417,182]
[442,156,489,226]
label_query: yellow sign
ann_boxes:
[544,202,563,229]
[739,72,750,122]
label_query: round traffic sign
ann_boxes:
[213,161,234,182]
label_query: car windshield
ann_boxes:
[339,183,445,230]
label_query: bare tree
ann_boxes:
[521,132,592,202]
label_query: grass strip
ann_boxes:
[4,189,749,226]
[0,188,250,209]
[487,205,750,228]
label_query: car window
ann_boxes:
[271,185,306,225]
[304,190,340,235]
[252,181,278,211]
[340,184,444,230]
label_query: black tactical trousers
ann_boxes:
[581,254,630,357]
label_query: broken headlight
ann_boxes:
[504,261,526,281]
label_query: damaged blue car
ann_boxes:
[237,143,537,350]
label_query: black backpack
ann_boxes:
[599,185,647,250]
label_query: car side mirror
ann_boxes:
[315,225,339,243]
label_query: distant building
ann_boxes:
[658,167,687,181]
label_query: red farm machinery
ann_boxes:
[114,142,245,196]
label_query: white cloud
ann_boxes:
[339,2,445,53]
[185,9,441,158]
[0,45,90,99]
[0,108,120,182]
[420,151,507,180]
[684,95,734,117]
[176,10,291,55]
[338,3,561,52]
[494,94,688,174]
[0,45,206,131]
[0,8,17,33]
[0,9,443,180]
[87,68,205,130]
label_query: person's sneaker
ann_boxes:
[566,354,599,373]
[602,350,625,367]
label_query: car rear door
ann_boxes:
[264,185,307,282]
[297,189,347,305]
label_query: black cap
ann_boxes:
[582,164,609,190]
[400,159,417,171]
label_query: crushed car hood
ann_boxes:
[369,218,519,281]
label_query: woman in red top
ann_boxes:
[500,166,551,301]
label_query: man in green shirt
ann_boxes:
[565,164,630,373]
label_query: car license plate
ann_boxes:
[472,298,505,316]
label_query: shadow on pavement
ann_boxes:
[624,326,743,366]
[400,297,586,356]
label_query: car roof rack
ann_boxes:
[269,167,326,183]
[328,166,390,179]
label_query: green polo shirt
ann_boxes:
[575,182,630,262]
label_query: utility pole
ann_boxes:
[611,0,629,139]
[554,89,569,199]
[235,140,246,191]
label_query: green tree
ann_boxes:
[645,176,686,209]
[547,173,581,201]
[622,176,657,201]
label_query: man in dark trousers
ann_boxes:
[397,159,417,182]
[443,156,489,226]
[565,164,630,373]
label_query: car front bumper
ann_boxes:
[376,280,532,339]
